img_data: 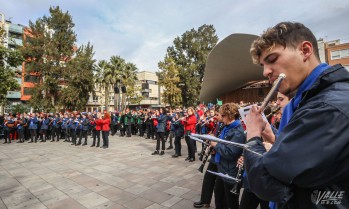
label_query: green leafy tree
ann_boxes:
[161,24,218,107]
[59,43,95,111]
[122,62,141,108]
[0,27,23,112]
[158,57,182,107]
[21,6,77,111]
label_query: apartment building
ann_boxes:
[0,13,25,113]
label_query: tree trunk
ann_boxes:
[105,85,109,112]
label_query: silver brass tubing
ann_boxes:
[207,170,240,182]
[260,73,286,112]
[190,134,263,156]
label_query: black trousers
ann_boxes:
[126,125,132,137]
[51,127,60,141]
[102,131,109,147]
[214,177,239,209]
[200,162,218,204]
[146,124,154,139]
[185,131,196,159]
[92,130,101,146]
[174,136,182,155]
[17,129,24,142]
[239,189,269,209]
[29,129,37,142]
[79,130,88,144]
[156,132,165,151]
[70,129,77,144]
[138,124,144,136]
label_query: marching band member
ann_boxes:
[28,113,38,143]
[194,109,224,208]
[183,107,197,162]
[210,103,245,209]
[151,107,168,155]
[244,22,349,209]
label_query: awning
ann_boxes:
[200,33,265,102]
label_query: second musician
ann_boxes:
[210,103,245,209]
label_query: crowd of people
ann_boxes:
[1,21,348,209]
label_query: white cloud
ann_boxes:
[1,0,349,71]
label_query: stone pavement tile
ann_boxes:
[149,182,173,192]
[163,186,190,197]
[45,197,86,209]
[0,178,22,191]
[63,185,90,196]
[144,203,163,209]
[110,179,135,190]
[0,198,6,209]
[41,193,71,208]
[109,191,137,204]
[180,189,200,200]
[136,178,157,187]
[26,182,55,194]
[159,176,182,184]
[12,199,48,209]
[1,190,37,208]
[160,196,182,208]
[33,187,67,202]
[122,197,153,209]
[90,201,117,209]
[98,187,123,199]
[125,184,150,195]
[74,192,110,208]
[138,189,173,204]
[169,198,197,209]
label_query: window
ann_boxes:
[146,80,157,85]
[23,87,33,95]
[331,49,349,60]
[92,96,98,103]
[24,75,40,83]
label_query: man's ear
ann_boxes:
[300,41,313,62]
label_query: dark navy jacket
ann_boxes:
[156,114,168,133]
[215,123,245,185]
[244,65,349,209]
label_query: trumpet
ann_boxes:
[230,164,243,195]
[259,73,286,112]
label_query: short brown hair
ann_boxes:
[250,22,320,64]
[219,103,240,121]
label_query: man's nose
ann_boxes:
[263,65,272,78]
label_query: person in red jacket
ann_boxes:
[97,112,110,149]
[91,112,102,147]
[181,107,197,162]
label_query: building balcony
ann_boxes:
[6,91,21,99]
[9,24,23,34]
[9,38,23,46]
[139,99,159,105]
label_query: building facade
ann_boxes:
[0,13,25,113]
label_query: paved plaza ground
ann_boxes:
[0,135,215,209]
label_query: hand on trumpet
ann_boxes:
[245,105,266,141]
[237,156,244,167]
[210,141,217,147]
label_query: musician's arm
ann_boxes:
[244,138,294,203]
[215,130,245,160]
[263,103,349,187]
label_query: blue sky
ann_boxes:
[1,0,349,71]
